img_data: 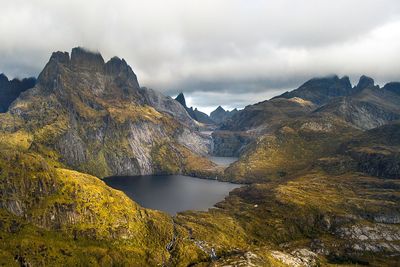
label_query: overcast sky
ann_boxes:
[1,0,400,113]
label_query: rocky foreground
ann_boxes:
[0,49,399,266]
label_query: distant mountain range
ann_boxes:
[174,92,214,124]
[174,92,238,125]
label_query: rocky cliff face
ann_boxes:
[0,73,36,112]
[4,47,213,177]
[340,123,400,179]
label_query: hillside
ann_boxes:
[212,97,315,157]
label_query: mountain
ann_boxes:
[211,97,315,156]
[315,76,400,130]
[274,75,358,105]
[0,47,221,265]
[210,106,238,124]
[2,47,215,178]
[174,92,215,124]
[214,75,400,157]
[0,73,36,112]
[175,92,187,107]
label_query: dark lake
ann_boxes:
[103,175,240,215]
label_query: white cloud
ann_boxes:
[0,0,400,111]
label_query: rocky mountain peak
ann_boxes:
[339,75,352,88]
[210,106,237,124]
[0,73,9,83]
[272,75,354,105]
[104,56,140,88]
[301,75,352,91]
[356,75,375,90]
[70,47,105,71]
[215,106,225,112]
[49,51,70,64]
[38,47,141,92]
[383,82,400,96]
[105,56,128,75]
[174,92,214,124]
[175,92,187,107]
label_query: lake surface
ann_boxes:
[103,175,240,215]
[208,156,238,166]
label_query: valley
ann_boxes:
[0,47,399,267]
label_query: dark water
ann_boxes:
[208,156,238,166]
[103,175,240,215]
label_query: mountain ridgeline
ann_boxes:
[0,47,399,266]
[0,73,36,112]
[174,92,238,125]
[213,75,400,156]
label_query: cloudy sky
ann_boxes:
[1,0,400,113]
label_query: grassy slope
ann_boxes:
[0,128,216,266]
[175,169,400,266]
[0,147,176,266]
[224,116,359,183]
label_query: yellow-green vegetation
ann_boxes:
[107,103,165,124]
[151,142,220,178]
[174,168,400,266]
[0,147,179,266]
[225,117,360,183]
[1,49,399,266]
[0,130,32,150]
